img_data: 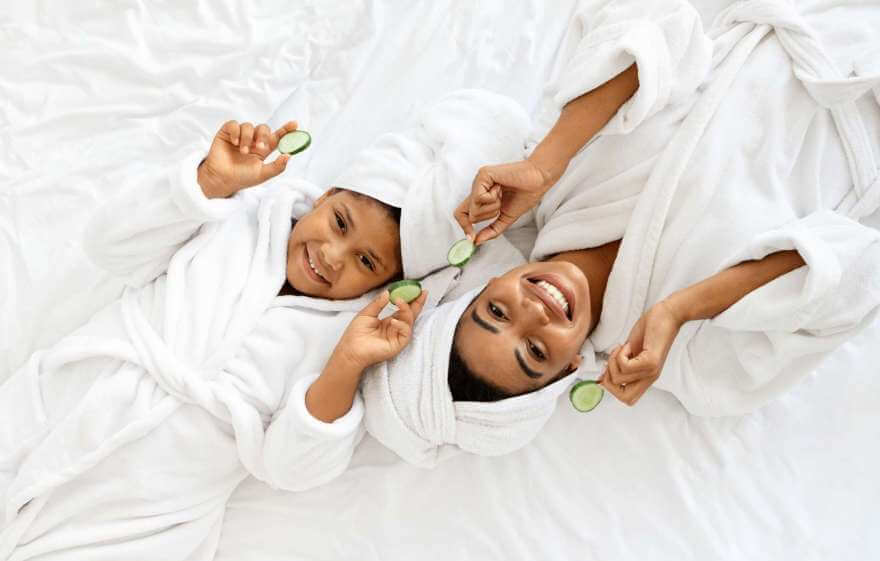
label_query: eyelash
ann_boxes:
[488,302,506,320]
[359,255,375,271]
[528,340,546,361]
[334,212,347,233]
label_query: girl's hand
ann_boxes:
[198,120,299,199]
[599,300,685,406]
[454,159,555,245]
[334,289,429,370]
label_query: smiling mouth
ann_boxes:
[304,246,330,285]
[527,276,573,320]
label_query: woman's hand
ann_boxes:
[333,289,429,371]
[599,300,685,406]
[197,120,299,199]
[454,159,556,245]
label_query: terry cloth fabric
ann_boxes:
[332,89,531,306]
[361,288,577,468]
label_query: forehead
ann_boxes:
[334,191,401,250]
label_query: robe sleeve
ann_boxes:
[260,373,365,492]
[83,149,245,287]
[657,211,880,416]
[533,0,712,139]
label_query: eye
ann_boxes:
[527,339,546,361]
[488,302,506,320]
[334,211,346,233]
[359,254,375,271]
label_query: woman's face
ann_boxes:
[453,261,592,396]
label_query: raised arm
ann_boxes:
[305,290,428,422]
[83,120,296,287]
[601,250,806,405]
[455,65,638,244]
[455,0,711,244]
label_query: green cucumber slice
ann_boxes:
[447,238,476,267]
[278,130,312,155]
[569,380,603,412]
[387,280,422,304]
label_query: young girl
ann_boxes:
[0,87,530,560]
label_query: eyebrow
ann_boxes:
[471,309,499,334]
[514,350,543,379]
[471,309,544,380]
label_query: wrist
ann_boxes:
[327,346,369,377]
[527,149,566,192]
[197,160,229,199]
[660,291,694,325]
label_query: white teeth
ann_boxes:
[308,255,328,282]
[536,280,569,314]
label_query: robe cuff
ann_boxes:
[169,149,242,221]
[287,373,365,439]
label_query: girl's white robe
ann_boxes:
[0,152,369,560]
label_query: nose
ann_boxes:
[320,242,344,271]
[520,289,550,327]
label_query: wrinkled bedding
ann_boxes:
[2,1,879,560]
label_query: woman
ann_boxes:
[358,0,880,467]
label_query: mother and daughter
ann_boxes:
[3,0,880,559]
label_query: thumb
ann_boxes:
[474,211,515,245]
[359,290,390,318]
[454,198,476,240]
[259,154,290,182]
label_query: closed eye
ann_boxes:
[334,211,347,233]
[488,302,506,320]
[527,339,546,361]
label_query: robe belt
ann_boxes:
[719,0,880,218]
[120,289,236,424]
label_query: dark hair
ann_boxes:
[448,343,513,402]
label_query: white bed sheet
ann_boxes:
[2,1,878,560]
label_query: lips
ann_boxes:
[302,245,330,285]
[526,274,575,321]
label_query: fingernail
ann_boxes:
[258,142,265,149]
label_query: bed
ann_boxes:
[2,1,879,560]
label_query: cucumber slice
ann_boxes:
[447,238,476,267]
[278,130,312,155]
[387,280,422,304]
[569,380,603,412]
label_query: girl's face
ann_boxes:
[453,261,592,395]
[286,190,402,299]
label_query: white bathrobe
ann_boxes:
[0,88,531,560]
[0,155,371,560]
[533,0,880,416]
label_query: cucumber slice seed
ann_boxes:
[278,130,312,155]
[387,280,422,304]
[447,238,476,267]
[569,380,604,412]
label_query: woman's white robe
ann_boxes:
[532,0,880,415]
